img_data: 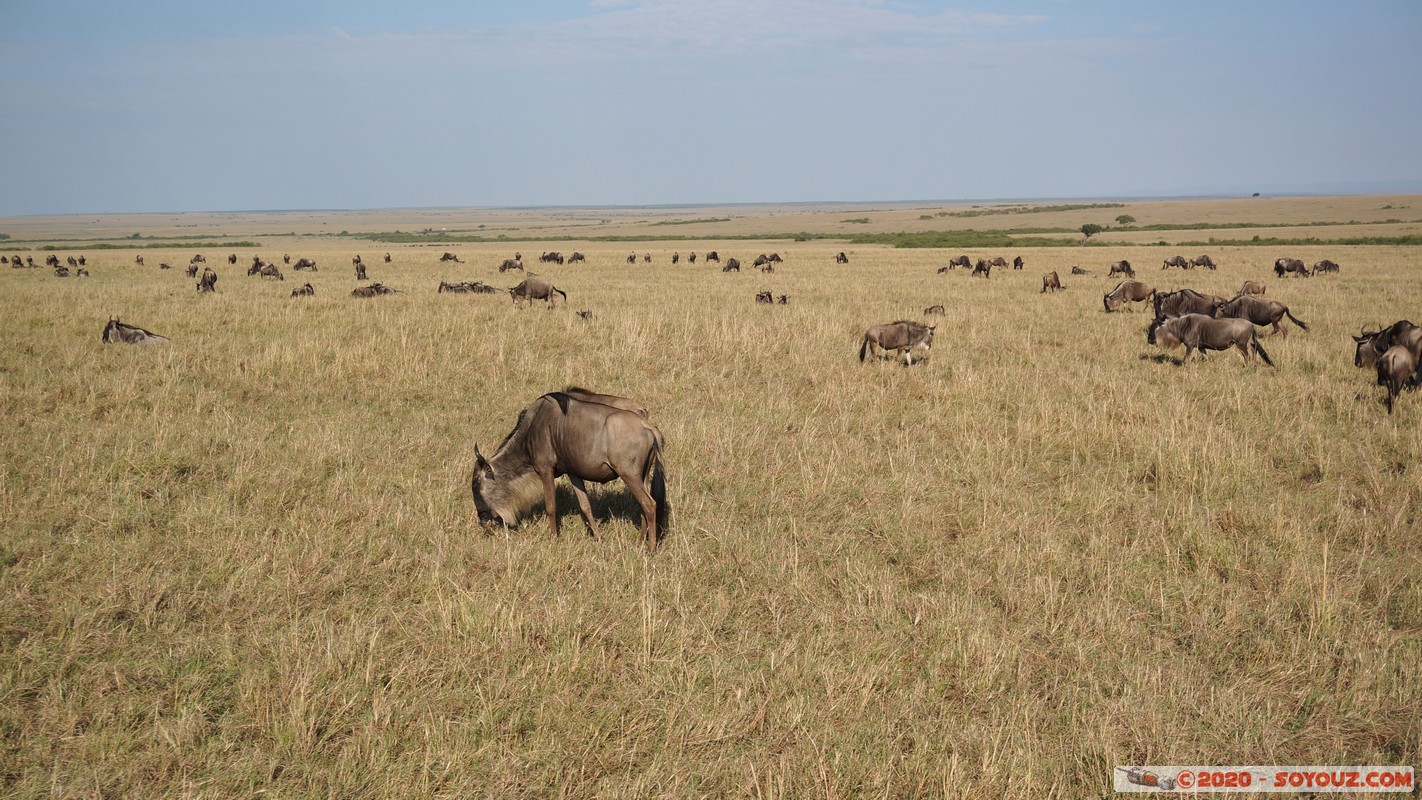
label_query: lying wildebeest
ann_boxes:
[1213,295,1308,337]
[1192,254,1217,269]
[228,253,238,265]
[1154,288,1225,318]
[54,267,71,277]
[1148,313,1274,366]
[1376,345,1416,414]
[705,251,720,263]
[777,295,789,305]
[569,252,586,264]
[1353,321,1422,368]
[291,282,315,298]
[355,262,367,280]
[498,258,523,273]
[196,267,217,293]
[576,310,594,321]
[102,317,169,346]
[258,264,284,281]
[626,252,637,264]
[924,304,945,315]
[1162,255,1191,270]
[1108,260,1134,278]
[185,262,199,278]
[971,259,991,278]
[1041,271,1063,293]
[439,280,500,294]
[439,252,463,263]
[755,290,773,304]
[1013,255,1024,270]
[1240,280,1266,297]
[722,258,741,272]
[859,320,936,366]
[1274,257,1309,278]
[1071,266,1092,275]
[159,262,173,270]
[1312,259,1340,275]
[75,268,89,277]
[472,391,668,552]
[293,258,317,272]
[383,252,392,263]
[836,252,849,264]
[948,255,971,270]
[352,282,399,297]
[135,255,145,266]
[509,277,567,308]
[1103,279,1155,312]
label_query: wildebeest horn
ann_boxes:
[474,443,489,471]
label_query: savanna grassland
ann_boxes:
[2,197,1421,798]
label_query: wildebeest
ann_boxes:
[77,256,85,266]
[971,259,991,278]
[75,268,89,277]
[1148,313,1274,366]
[438,280,500,294]
[753,254,772,269]
[1154,288,1225,318]
[135,255,145,266]
[777,295,789,305]
[722,258,741,273]
[46,255,60,267]
[705,251,720,263]
[755,290,774,304]
[352,254,363,267]
[355,262,368,280]
[836,252,849,264]
[471,391,668,552]
[257,264,284,281]
[439,252,463,263]
[988,256,1008,269]
[67,256,78,268]
[1041,271,1064,293]
[1213,295,1308,337]
[1192,255,1217,270]
[1162,255,1191,270]
[948,255,971,270]
[576,310,594,321]
[1274,257,1309,278]
[159,262,173,271]
[352,282,400,297]
[283,254,291,264]
[383,252,392,263]
[924,304,945,315]
[509,277,567,308]
[1239,280,1266,297]
[102,317,170,346]
[1071,266,1092,275]
[671,253,680,265]
[228,253,238,265]
[859,320,936,366]
[643,253,651,263]
[1312,259,1340,275]
[191,254,206,265]
[1353,321,1422,369]
[626,252,637,265]
[54,267,71,277]
[185,262,199,278]
[498,258,523,273]
[1108,260,1135,278]
[196,267,217,293]
[1376,346,1416,414]
[293,258,317,272]
[569,252,586,264]
[1012,255,1024,270]
[1103,279,1155,312]
[688,252,697,264]
[539,251,564,264]
[26,257,36,268]
[291,282,315,298]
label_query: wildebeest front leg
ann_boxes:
[567,476,601,540]
[541,471,561,537]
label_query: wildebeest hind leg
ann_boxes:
[568,476,601,540]
[614,466,659,552]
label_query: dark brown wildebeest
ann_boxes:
[1312,259,1340,275]
[1192,255,1217,269]
[77,256,85,266]
[159,262,173,270]
[439,252,463,264]
[54,266,71,277]
[643,253,652,263]
[705,251,720,263]
[191,254,206,265]
[228,253,238,265]
[1213,295,1308,337]
[1041,271,1063,293]
[383,252,392,263]
[626,252,637,265]
[755,290,773,304]
[671,252,680,265]
[777,295,789,305]
[46,255,60,267]
[1071,266,1092,275]
[1274,257,1309,278]
[352,254,363,267]
[836,252,849,264]
[291,283,314,298]
[1240,280,1266,297]
[1103,279,1155,312]
[753,254,771,269]
[948,255,971,270]
[576,310,594,321]
[352,282,399,297]
[722,258,741,272]
[196,267,218,293]
[768,253,782,263]
[251,255,265,269]
[472,391,668,552]
[75,268,89,277]
[1154,288,1225,318]
[498,258,523,273]
[0,256,7,264]
[1376,345,1416,414]
[355,262,368,280]
[688,252,697,264]
[1108,260,1134,278]
[102,317,169,346]
[293,258,317,272]
[1353,321,1422,369]
[539,251,564,264]
[439,280,500,294]
[569,252,586,264]
[859,320,936,366]
[936,265,951,274]
[185,262,199,278]
[924,304,945,315]
[135,255,145,266]
[283,254,291,264]
[509,277,567,308]
[67,256,78,268]
[258,264,284,281]
[26,257,36,268]
[971,259,991,278]
[1148,313,1273,366]
[1013,255,1024,270]
[1162,255,1191,270]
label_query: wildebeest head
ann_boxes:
[470,444,515,527]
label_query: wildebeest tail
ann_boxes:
[858,334,870,362]
[556,287,568,302]
[645,431,669,545]
[1252,334,1275,367]
[1285,307,1309,331]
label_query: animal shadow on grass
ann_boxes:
[1139,353,1185,366]
[529,484,660,541]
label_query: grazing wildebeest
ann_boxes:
[1213,295,1308,337]
[859,320,936,366]
[293,258,317,272]
[755,290,773,304]
[439,252,463,263]
[1240,280,1266,297]
[722,258,741,273]
[1148,313,1274,366]
[1153,288,1225,319]
[509,277,567,308]
[1376,346,1416,414]
[355,262,368,280]
[352,283,399,297]
[626,252,637,265]
[988,256,1008,269]
[196,267,218,293]
[1353,321,1422,369]
[971,259,991,278]
[498,258,523,273]
[767,253,782,263]
[54,267,71,277]
[384,252,392,263]
[1041,271,1063,293]
[1161,255,1191,270]
[569,252,586,264]
[135,255,145,266]
[1312,259,1340,275]
[471,391,668,552]
[1192,255,1217,270]
[924,304,945,315]
[705,251,720,263]
[1274,257,1309,278]
[576,310,594,321]
[1013,255,1024,270]
[1108,260,1134,278]
[291,283,315,298]
[948,255,971,270]
[1071,266,1092,275]
[753,254,771,269]
[102,317,169,346]
[539,252,564,264]
[185,262,199,278]
[836,252,849,264]
[228,253,238,265]
[688,252,697,264]
[258,264,284,281]
[191,254,206,265]
[1103,279,1155,312]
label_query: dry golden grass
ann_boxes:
[1,209,1420,797]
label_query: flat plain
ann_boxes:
[2,196,1420,797]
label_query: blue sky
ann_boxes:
[2,1,1419,215]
